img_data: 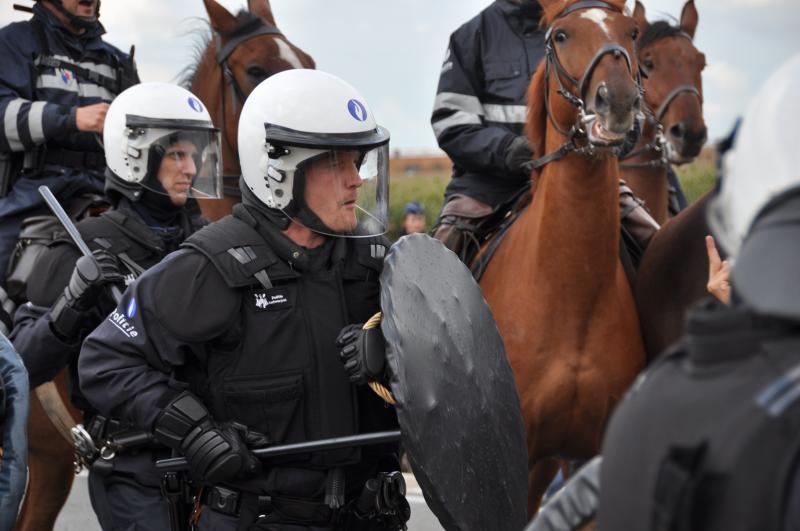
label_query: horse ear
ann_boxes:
[633,1,648,31]
[680,0,698,39]
[248,0,278,26]
[203,0,238,34]
[525,66,548,168]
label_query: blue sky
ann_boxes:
[3,0,798,153]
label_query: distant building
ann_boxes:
[389,154,452,177]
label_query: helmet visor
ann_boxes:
[288,144,389,238]
[133,127,223,203]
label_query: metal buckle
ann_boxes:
[71,424,98,473]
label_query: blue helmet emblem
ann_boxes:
[126,298,137,319]
[188,97,204,113]
[347,99,368,122]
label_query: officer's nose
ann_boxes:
[183,156,197,178]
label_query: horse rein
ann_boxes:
[532,0,641,170]
[620,32,703,170]
[212,18,284,192]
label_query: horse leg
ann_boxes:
[528,458,559,517]
[15,374,79,531]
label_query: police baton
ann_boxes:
[38,185,123,303]
[155,430,402,473]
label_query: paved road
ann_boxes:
[55,472,444,530]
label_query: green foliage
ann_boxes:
[675,157,717,204]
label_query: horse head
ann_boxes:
[527,0,641,166]
[190,0,315,219]
[633,0,706,163]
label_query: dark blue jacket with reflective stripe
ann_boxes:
[431,0,545,207]
[0,4,130,217]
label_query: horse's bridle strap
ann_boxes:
[215,23,283,65]
[655,84,702,122]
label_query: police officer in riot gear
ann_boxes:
[79,70,405,530]
[0,0,138,282]
[10,82,219,530]
[597,52,800,531]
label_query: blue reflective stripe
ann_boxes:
[756,362,800,417]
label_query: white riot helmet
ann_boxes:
[238,69,390,237]
[104,82,222,202]
[707,52,800,319]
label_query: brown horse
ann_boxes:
[15,2,313,530]
[478,0,645,512]
[620,0,706,224]
[189,0,315,221]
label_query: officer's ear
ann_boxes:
[203,0,238,35]
[248,0,277,27]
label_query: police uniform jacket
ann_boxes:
[598,298,800,531]
[431,0,545,207]
[78,204,399,499]
[0,4,134,217]
[10,198,205,396]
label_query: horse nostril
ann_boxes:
[669,122,687,141]
[595,84,610,114]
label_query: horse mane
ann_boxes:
[176,10,266,89]
[525,62,548,165]
[639,19,685,49]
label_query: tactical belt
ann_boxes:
[201,486,334,523]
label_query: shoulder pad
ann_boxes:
[181,215,296,288]
[344,235,388,278]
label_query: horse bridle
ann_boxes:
[620,32,702,170]
[532,0,641,170]
[213,17,284,191]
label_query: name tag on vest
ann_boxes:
[251,287,292,312]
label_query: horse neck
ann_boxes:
[519,147,622,294]
[620,118,669,223]
[191,46,241,177]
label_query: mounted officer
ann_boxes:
[9,82,219,530]
[0,0,139,291]
[597,52,800,531]
[430,0,658,267]
[78,70,406,530]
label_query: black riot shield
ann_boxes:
[379,233,529,531]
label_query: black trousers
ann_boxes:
[88,469,170,531]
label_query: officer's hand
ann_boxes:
[50,249,125,339]
[706,235,730,305]
[75,102,110,133]
[182,421,264,484]
[504,135,534,177]
[336,324,387,385]
[153,392,267,485]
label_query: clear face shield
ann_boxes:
[125,117,223,205]
[285,144,390,238]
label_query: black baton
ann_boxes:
[38,185,123,303]
[156,430,402,473]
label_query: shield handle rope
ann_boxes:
[363,312,396,406]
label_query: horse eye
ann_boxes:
[554,30,568,43]
[246,66,268,79]
[631,28,639,41]
[643,59,655,70]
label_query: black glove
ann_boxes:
[336,324,387,385]
[49,249,125,339]
[153,392,269,484]
[504,135,535,176]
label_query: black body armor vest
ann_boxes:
[181,206,396,470]
[598,300,800,531]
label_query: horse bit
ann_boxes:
[532,0,642,170]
